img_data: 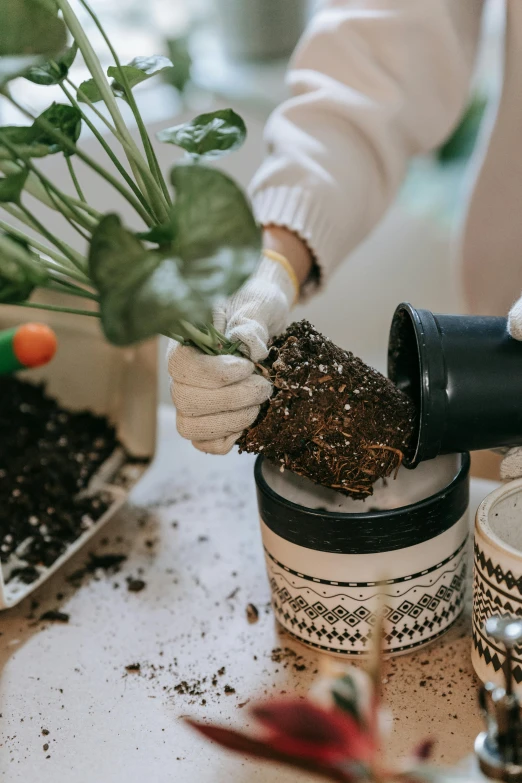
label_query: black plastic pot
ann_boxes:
[388,303,522,467]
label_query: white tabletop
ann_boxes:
[0,405,498,782]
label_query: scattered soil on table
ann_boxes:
[238,321,417,498]
[39,610,69,623]
[0,378,120,583]
[66,553,127,586]
[125,663,141,673]
[127,577,146,592]
[270,647,308,672]
[174,679,207,697]
[246,603,259,624]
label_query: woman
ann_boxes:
[169,0,522,478]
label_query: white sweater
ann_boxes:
[250,0,519,317]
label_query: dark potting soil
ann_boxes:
[66,553,127,586]
[238,321,417,499]
[0,377,120,583]
[39,609,70,623]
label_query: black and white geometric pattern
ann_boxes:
[266,542,467,656]
[472,542,522,684]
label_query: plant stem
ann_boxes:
[0,217,89,282]
[39,258,91,284]
[66,156,86,202]
[65,78,166,209]
[29,169,94,232]
[54,0,150,191]
[65,77,118,136]
[4,94,154,227]
[46,278,98,300]
[67,198,101,220]
[0,131,94,234]
[60,82,155,219]
[178,320,239,356]
[25,162,97,230]
[1,203,86,270]
[0,159,103,222]
[19,203,86,272]
[55,0,170,221]
[77,0,172,209]
[39,182,93,240]
[11,301,100,318]
[65,77,118,132]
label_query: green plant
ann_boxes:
[436,94,487,165]
[0,0,260,353]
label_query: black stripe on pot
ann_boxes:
[264,535,468,587]
[280,616,463,656]
[255,453,470,555]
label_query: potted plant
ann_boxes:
[0,0,261,605]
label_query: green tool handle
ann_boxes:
[0,327,24,375]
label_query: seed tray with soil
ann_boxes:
[239,321,417,499]
[0,377,141,608]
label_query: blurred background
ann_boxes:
[0,0,506,416]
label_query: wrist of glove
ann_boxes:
[214,251,298,363]
[168,252,299,454]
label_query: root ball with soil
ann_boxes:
[238,321,417,498]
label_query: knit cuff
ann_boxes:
[251,185,347,297]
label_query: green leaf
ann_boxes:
[0,103,82,160]
[100,256,212,346]
[25,43,78,86]
[34,102,82,156]
[108,55,174,98]
[136,223,176,245]
[157,110,247,160]
[88,214,146,292]
[0,0,66,57]
[0,231,48,303]
[0,169,28,202]
[437,94,487,164]
[330,675,362,723]
[77,78,103,104]
[78,56,174,105]
[0,126,51,160]
[170,164,260,296]
[110,165,260,343]
[165,37,192,93]
[89,214,211,346]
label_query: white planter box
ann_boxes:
[0,296,157,609]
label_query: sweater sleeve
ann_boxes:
[250,0,484,284]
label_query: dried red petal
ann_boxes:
[251,700,375,763]
[186,719,357,782]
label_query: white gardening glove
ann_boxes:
[500,298,522,480]
[168,251,299,454]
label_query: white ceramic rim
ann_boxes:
[476,477,522,559]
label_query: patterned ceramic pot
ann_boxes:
[473,479,522,692]
[256,453,470,658]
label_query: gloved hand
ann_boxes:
[501,298,522,480]
[168,251,299,454]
